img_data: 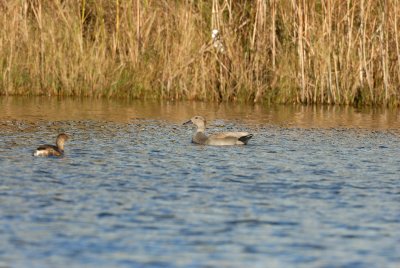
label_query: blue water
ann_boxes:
[0,118,400,267]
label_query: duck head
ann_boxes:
[183,116,206,132]
[56,133,70,150]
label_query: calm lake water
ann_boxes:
[0,97,400,267]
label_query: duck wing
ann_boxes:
[206,132,253,145]
[209,132,250,139]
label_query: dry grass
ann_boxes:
[1,0,400,105]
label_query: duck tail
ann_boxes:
[238,134,253,144]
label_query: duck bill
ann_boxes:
[183,120,193,125]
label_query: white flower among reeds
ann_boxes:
[211,29,225,53]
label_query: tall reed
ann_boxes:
[1,0,399,105]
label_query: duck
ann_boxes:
[183,116,253,145]
[33,133,69,157]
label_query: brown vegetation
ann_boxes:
[1,0,400,105]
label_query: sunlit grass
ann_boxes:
[1,1,399,105]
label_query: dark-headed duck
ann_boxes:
[33,133,69,157]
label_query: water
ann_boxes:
[0,97,400,267]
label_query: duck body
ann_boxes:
[33,145,64,157]
[192,131,253,145]
[184,116,253,146]
[33,133,69,157]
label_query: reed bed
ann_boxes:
[1,0,400,105]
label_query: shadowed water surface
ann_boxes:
[0,97,400,267]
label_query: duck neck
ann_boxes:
[196,125,205,133]
[57,140,65,151]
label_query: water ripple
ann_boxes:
[0,120,399,267]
